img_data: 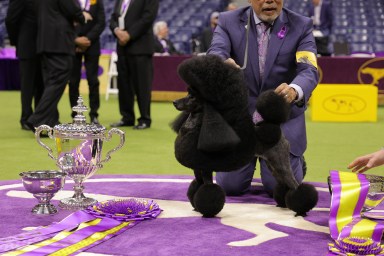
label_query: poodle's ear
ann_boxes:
[198,104,241,152]
[170,111,190,133]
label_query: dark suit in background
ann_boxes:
[27,0,85,128]
[154,37,179,55]
[308,0,332,56]
[5,0,44,130]
[69,0,105,124]
[110,0,159,129]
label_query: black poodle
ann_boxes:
[172,55,318,218]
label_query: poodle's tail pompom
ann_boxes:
[285,183,318,217]
[194,183,225,218]
[256,90,291,124]
[170,111,190,133]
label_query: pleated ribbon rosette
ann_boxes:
[328,170,384,255]
[0,198,162,255]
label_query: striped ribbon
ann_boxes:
[328,170,384,255]
[0,199,161,255]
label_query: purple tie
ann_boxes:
[257,22,270,81]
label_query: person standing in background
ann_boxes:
[109,0,159,130]
[199,11,219,53]
[68,0,106,125]
[5,0,44,131]
[308,0,332,56]
[153,21,180,55]
[26,0,92,131]
[208,0,318,196]
[226,2,238,11]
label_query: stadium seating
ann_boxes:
[284,0,384,57]
[0,0,383,56]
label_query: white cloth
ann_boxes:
[118,0,131,29]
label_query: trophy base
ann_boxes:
[59,197,97,210]
[32,203,58,215]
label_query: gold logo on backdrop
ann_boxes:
[358,58,384,88]
[90,0,97,5]
[322,95,366,115]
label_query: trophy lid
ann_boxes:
[53,96,106,139]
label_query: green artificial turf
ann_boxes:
[1,91,384,183]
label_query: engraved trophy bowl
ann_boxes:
[20,170,66,215]
[328,174,384,212]
[362,174,384,212]
[34,96,125,210]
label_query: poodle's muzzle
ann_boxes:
[173,94,203,113]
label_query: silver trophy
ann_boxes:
[20,170,66,214]
[35,96,125,210]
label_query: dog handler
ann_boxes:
[207,0,319,195]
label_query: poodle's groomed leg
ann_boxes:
[193,170,226,218]
[262,136,299,191]
[262,136,318,216]
[187,169,204,208]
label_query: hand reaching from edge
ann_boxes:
[348,149,384,173]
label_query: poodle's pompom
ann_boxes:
[193,184,225,218]
[273,183,290,208]
[187,179,201,208]
[285,183,318,217]
[254,122,281,146]
[170,111,190,133]
[256,90,291,124]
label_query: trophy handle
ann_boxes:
[100,128,125,164]
[35,125,57,161]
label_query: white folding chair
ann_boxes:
[105,51,119,100]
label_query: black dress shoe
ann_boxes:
[25,122,36,133]
[21,123,32,131]
[110,120,134,127]
[91,117,100,125]
[133,123,150,130]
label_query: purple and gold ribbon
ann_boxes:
[0,198,162,255]
[328,170,384,255]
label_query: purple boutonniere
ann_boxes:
[277,26,286,39]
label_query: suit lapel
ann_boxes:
[247,11,261,88]
[262,11,288,89]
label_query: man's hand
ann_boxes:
[275,83,298,103]
[224,58,240,69]
[114,28,130,46]
[74,37,91,52]
[83,12,93,23]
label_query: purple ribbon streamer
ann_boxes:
[338,174,369,239]
[329,170,342,240]
[27,217,133,255]
[0,210,96,249]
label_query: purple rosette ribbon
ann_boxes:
[329,237,384,256]
[0,198,162,255]
[84,198,162,222]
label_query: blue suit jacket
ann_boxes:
[207,7,319,156]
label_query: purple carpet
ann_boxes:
[0,175,332,256]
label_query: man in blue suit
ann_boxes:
[207,0,319,196]
[308,0,332,56]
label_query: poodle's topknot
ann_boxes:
[177,55,248,111]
